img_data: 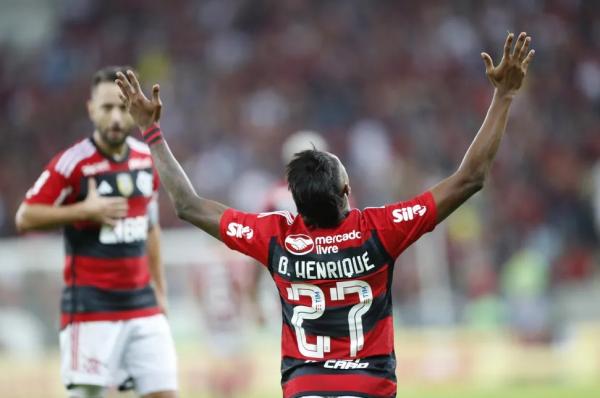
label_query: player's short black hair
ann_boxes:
[286,149,345,229]
[91,65,134,90]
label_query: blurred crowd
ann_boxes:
[1,0,599,332]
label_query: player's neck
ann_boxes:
[93,131,128,161]
[302,208,349,230]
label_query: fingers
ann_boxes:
[126,70,143,94]
[116,78,132,101]
[87,178,97,195]
[115,71,135,97]
[511,32,527,58]
[104,198,129,219]
[101,217,118,228]
[152,84,162,120]
[518,36,531,61]
[481,52,494,74]
[152,84,161,105]
[105,197,128,208]
[503,32,514,59]
[118,92,129,107]
[522,49,535,71]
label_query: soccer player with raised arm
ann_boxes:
[116,32,534,398]
[16,67,177,398]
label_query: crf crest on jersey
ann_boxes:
[116,173,134,197]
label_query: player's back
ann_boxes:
[221,191,437,398]
[274,209,397,397]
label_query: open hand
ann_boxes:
[115,70,162,131]
[481,32,535,98]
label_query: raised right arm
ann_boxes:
[140,135,228,240]
[430,32,534,223]
[116,71,228,240]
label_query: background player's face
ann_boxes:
[88,82,135,148]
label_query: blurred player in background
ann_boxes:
[15,67,177,398]
[263,131,329,213]
[191,249,256,398]
[117,31,534,398]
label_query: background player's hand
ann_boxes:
[481,32,535,98]
[115,70,162,131]
[156,291,169,316]
[82,178,129,227]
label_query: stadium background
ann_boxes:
[0,0,599,397]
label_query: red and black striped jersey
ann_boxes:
[220,192,437,398]
[24,136,161,328]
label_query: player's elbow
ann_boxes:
[173,193,205,224]
[457,170,486,195]
[174,201,192,222]
[469,174,485,192]
[15,204,32,233]
[457,161,490,193]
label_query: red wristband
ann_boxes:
[141,123,163,146]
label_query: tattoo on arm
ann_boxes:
[149,139,227,239]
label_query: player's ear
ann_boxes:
[342,183,350,197]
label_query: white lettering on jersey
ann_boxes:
[128,157,152,170]
[316,245,339,254]
[392,204,427,223]
[324,359,369,369]
[99,216,149,244]
[81,160,110,176]
[278,256,289,274]
[280,251,375,280]
[314,230,362,249]
[226,222,254,239]
[288,281,374,358]
[308,231,363,254]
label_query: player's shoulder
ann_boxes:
[358,192,435,228]
[50,137,97,178]
[126,136,151,156]
[256,210,296,228]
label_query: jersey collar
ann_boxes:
[89,136,130,164]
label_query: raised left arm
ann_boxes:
[430,31,535,223]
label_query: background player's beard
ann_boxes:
[98,125,132,149]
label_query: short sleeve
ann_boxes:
[147,194,159,227]
[24,158,73,206]
[362,191,437,258]
[220,208,284,265]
